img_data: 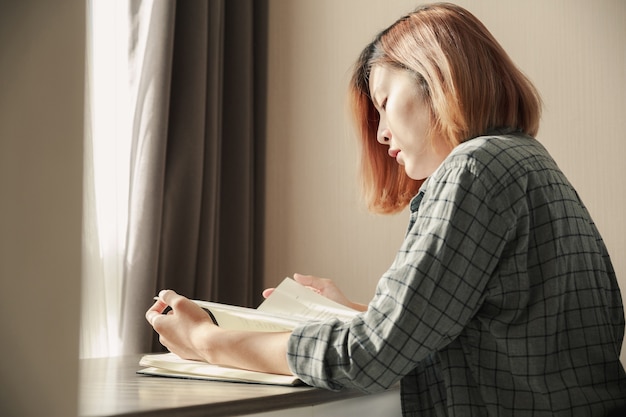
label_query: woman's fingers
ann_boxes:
[146,289,184,327]
[146,295,168,326]
[157,289,180,306]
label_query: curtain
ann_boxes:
[119,0,268,354]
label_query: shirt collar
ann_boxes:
[410,178,429,213]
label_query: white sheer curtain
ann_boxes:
[81,0,266,357]
[80,0,133,358]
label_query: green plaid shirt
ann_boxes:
[287,132,626,416]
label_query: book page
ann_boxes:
[192,300,305,332]
[184,278,359,333]
[257,278,359,323]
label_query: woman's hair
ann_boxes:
[349,2,542,214]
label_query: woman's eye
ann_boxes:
[381,99,387,110]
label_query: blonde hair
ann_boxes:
[349,2,542,214]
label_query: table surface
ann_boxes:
[78,354,373,417]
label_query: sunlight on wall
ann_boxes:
[81,0,131,358]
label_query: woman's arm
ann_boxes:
[146,289,292,375]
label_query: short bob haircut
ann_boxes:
[349,2,542,214]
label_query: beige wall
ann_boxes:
[263,0,626,360]
[0,1,84,416]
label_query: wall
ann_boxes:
[263,0,626,360]
[0,1,84,416]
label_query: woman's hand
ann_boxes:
[145,289,293,375]
[263,273,368,312]
[145,289,219,362]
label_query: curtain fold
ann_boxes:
[120,0,266,355]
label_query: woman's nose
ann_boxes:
[377,128,391,145]
[377,126,391,145]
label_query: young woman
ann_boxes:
[146,3,626,415]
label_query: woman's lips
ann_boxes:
[388,149,400,158]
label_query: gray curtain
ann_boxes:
[120,0,268,354]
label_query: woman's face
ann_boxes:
[369,64,452,180]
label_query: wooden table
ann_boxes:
[78,355,401,417]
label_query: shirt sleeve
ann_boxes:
[286,158,515,392]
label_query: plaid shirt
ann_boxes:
[287,132,626,416]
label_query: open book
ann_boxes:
[138,277,360,385]
[138,353,304,386]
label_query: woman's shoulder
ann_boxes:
[446,132,554,179]
[427,131,558,204]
